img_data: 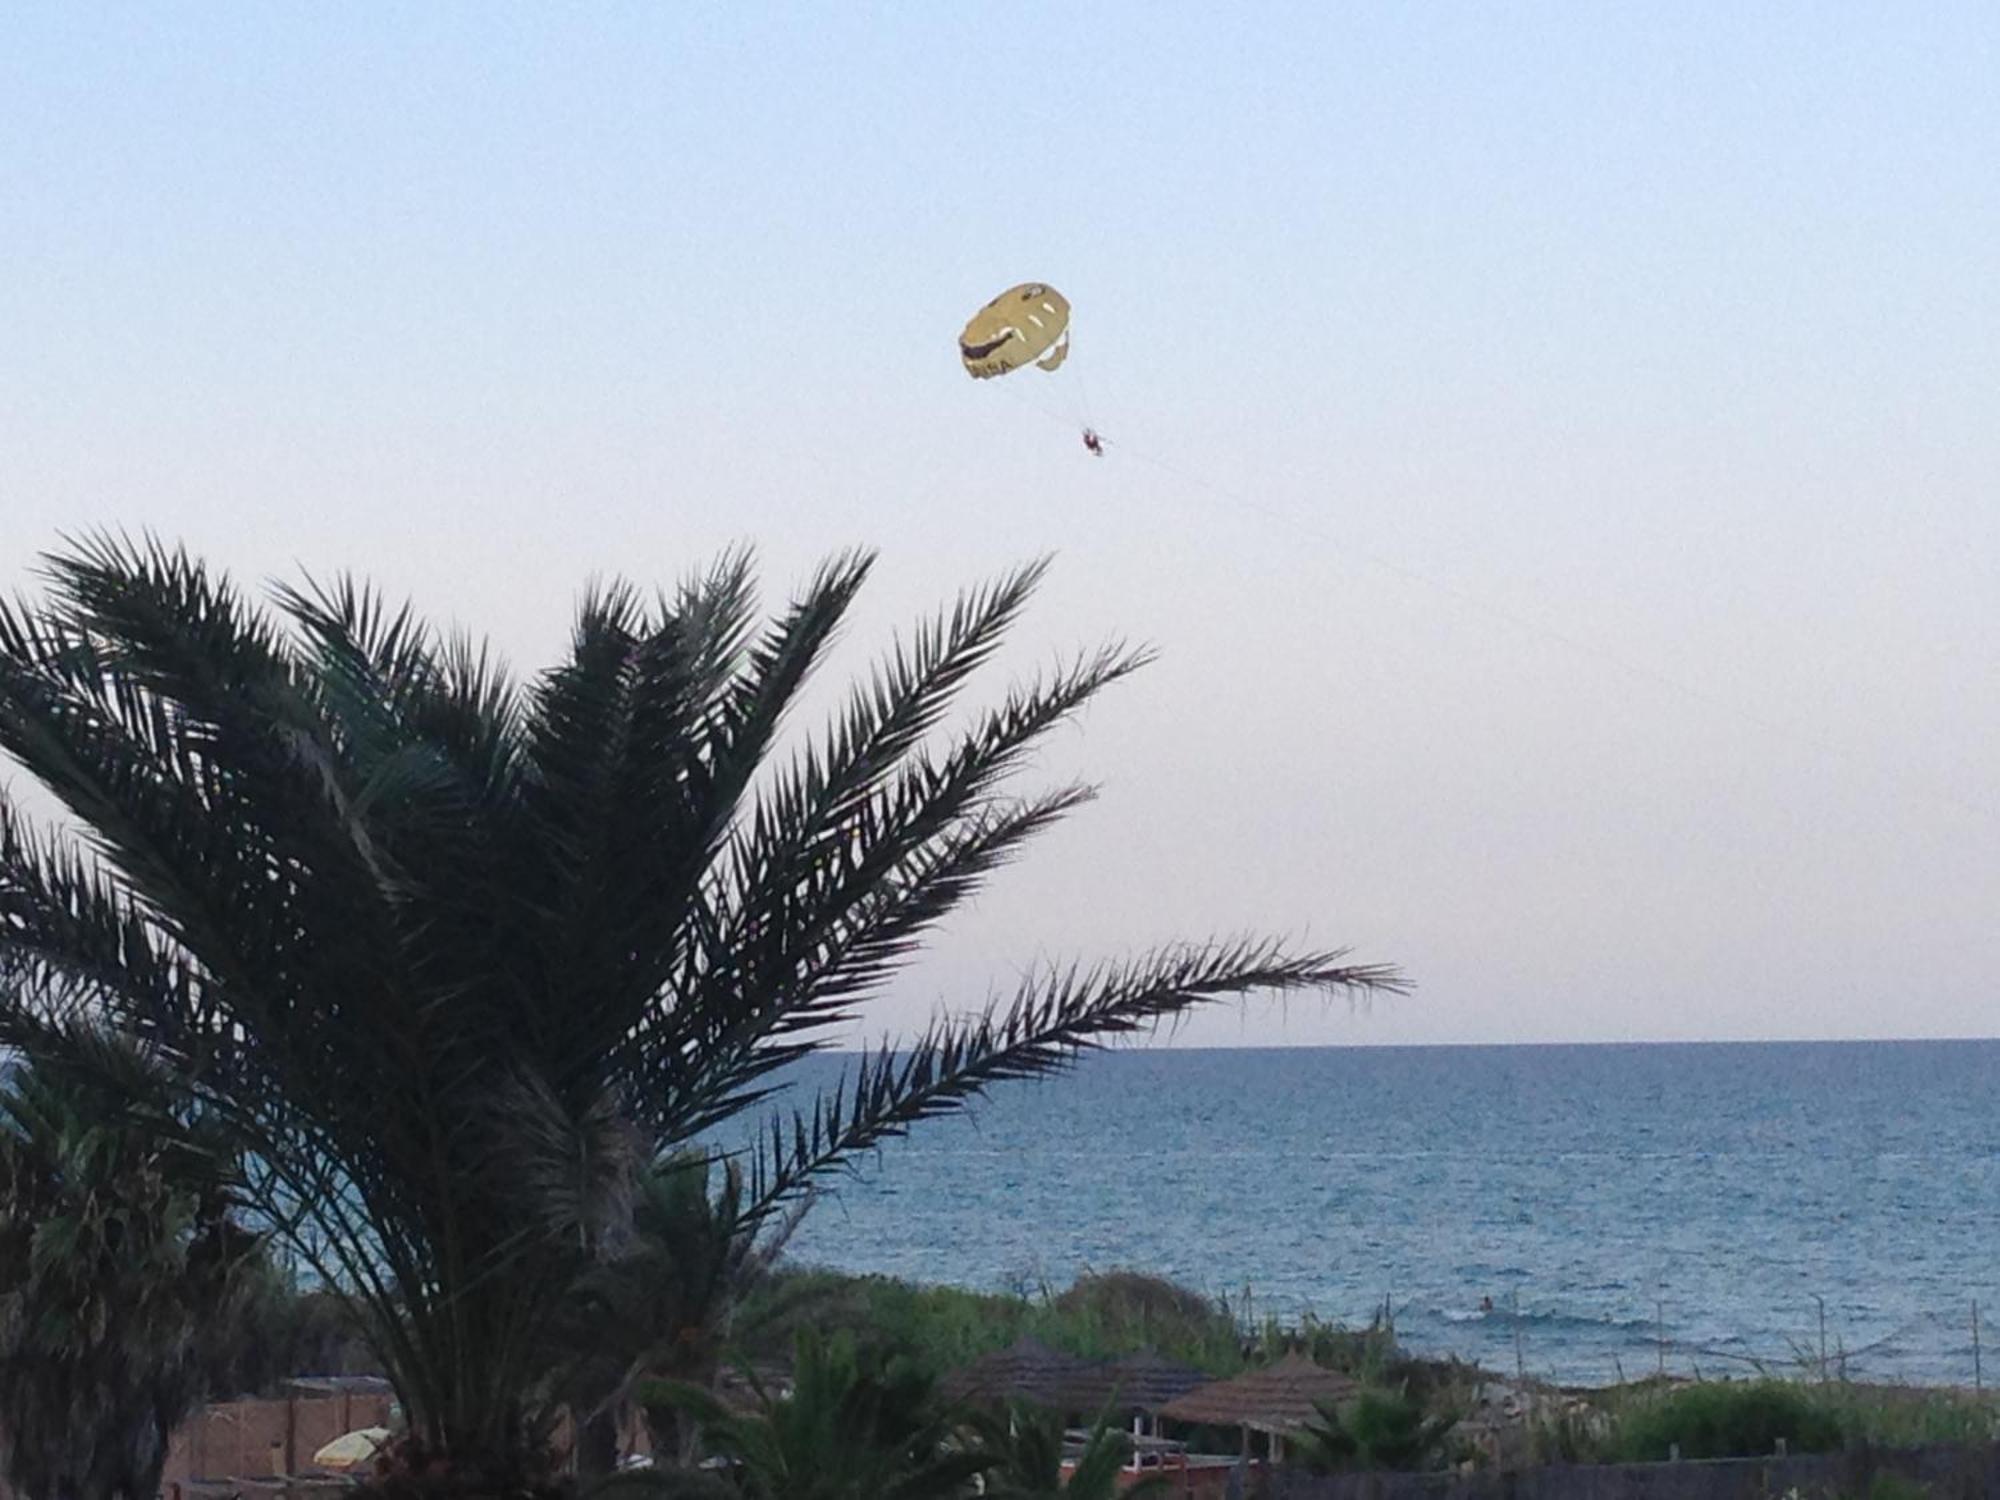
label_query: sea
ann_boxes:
[765,1041,2000,1388]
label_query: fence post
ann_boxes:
[1974,1299,1983,1394]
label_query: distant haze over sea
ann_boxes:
[767,1040,2000,1386]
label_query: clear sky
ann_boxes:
[3,4,1995,1046]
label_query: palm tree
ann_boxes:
[653,1328,986,1500]
[0,536,1401,1483]
[1288,1386,1457,1474]
[970,1401,1171,1500]
[557,1155,802,1477]
[0,1036,262,1500]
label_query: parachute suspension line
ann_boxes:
[993,372,1080,433]
[1072,363,1103,446]
[1103,442,1994,825]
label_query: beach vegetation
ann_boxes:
[0,1040,263,1500]
[735,1268,1249,1377]
[1610,1378,1843,1460]
[557,1154,800,1477]
[1289,1385,1459,1473]
[646,1328,988,1500]
[1803,1383,2000,1447]
[212,1269,379,1393]
[968,1400,1172,1500]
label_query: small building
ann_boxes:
[1063,1350,1209,1437]
[941,1336,1102,1412]
[1155,1353,1358,1461]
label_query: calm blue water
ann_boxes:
[766,1042,2000,1387]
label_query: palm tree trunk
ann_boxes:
[127,1450,169,1500]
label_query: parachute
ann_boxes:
[959,283,1071,379]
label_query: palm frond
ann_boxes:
[647,628,1147,1148]
[745,939,1406,1214]
[652,784,1097,1146]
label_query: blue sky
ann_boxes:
[3,4,1996,1044]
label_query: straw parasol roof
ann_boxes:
[941,1336,1100,1409]
[1063,1350,1208,1416]
[1154,1354,1359,1436]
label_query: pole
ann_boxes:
[1657,1299,1666,1378]
[1974,1299,1983,1395]
[1513,1289,1525,1382]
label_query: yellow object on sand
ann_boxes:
[313,1426,390,1471]
[959,283,1071,378]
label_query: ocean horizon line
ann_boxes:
[821,1033,2000,1055]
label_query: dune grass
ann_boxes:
[732,1267,1253,1377]
[730,1265,1493,1438]
[1550,1377,2000,1465]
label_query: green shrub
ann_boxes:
[1525,1405,1611,1466]
[1613,1380,1842,1461]
[1291,1387,1457,1473]
[734,1267,1246,1378]
[1053,1271,1218,1328]
[1811,1385,2000,1447]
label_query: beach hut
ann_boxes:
[1061,1350,1208,1437]
[941,1336,1099,1411]
[1154,1353,1359,1461]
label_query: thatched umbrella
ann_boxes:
[1155,1353,1358,1452]
[1063,1350,1208,1420]
[941,1336,1099,1410]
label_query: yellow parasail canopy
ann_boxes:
[959,283,1071,379]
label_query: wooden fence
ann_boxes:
[1265,1441,2000,1500]
[0,1380,393,1500]
[166,1380,394,1487]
